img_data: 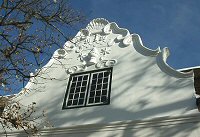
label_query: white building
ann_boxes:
[1,18,200,137]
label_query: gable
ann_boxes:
[11,18,197,129]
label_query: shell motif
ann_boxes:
[86,18,109,33]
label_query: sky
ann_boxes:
[1,0,200,95]
[69,0,200,69]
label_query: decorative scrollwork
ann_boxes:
[95,59,117,68]
[67,65,87,74]
[156,48,193,78]
[51,18,193,79]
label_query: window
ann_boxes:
[62,67,112,109]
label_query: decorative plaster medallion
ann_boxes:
[52,18,193,78]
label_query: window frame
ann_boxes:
[62,67,113,109]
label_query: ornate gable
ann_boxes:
[51,18,193,78]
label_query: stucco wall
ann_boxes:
[16,30,196,127]
[1,18,199,136]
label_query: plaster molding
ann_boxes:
[67,46,117,73]
[52,18,193,78]
[156,48,193,78]
[95,59,117,68]
[41,114,200,134]
[67,65,87,74]
[2,113,200,136]
[61,18,134,74]
[54,49,68,59]
[20,18,193,95]
[131,34,161,57]
[16,18,194,97]
[86,18,109,34]
[63,18,193,78]
[70,18,132,48]
[103,22,130,41]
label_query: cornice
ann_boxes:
[1,113,200,136]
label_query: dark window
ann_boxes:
[63,67,112,109]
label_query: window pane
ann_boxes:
[98,73,103,78]
[73,100,78,105]
[103,84,107,89]
[103,77,108,83]
[70,88,75,93]
[69,94,73,99]
[104,71,109,77]
[101,96,107,103]
[96,90,101,96]
[93,74,97,79]
[71,82,76,87]
[80,93,85,98]
[75,87,80,93]
[65,74,89,108]
[89,91,95,97]
[97,78,102,84]
[63,68,112,109]
[89,98,94,104]
[67,100,72,106]
[72,77,77,82]
[78,99,84,105]
[95,97,100,103]
[74,93,79,99]
[82,81,87,86]
[102,89,107,95]
[83,75,88,80]
[81,86,86,92]
[77,81,81,87]
[92,79,97,85]
[91,85,96,90]
[97,84,102,90]
[78,76,83,81]
[87,68,112,105]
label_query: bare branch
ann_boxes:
[0,0,85,135]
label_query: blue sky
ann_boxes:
[1,0,200,95]
[69,0,200,69]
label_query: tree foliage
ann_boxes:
[0,99,51,135]
[0,0,85,93]
[0,0,85,135]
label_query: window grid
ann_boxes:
[87,71,110,105]
[66,74,90,108]
[63,67,112,109]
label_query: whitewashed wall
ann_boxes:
[1,18,199,137]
